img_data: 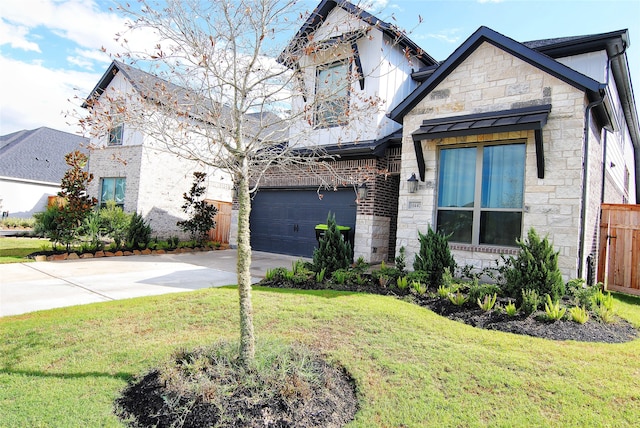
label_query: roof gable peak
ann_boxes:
[390,26,605,122]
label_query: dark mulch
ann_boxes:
[421,296,638,343]
[115,357,357,428]
[261,279,638,344]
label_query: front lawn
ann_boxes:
[1,287,639,427]
[0,237,51,264]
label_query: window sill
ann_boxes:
[449,243,519,255]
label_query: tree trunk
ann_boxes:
[236,162,255,366]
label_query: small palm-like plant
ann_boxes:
[477,293,497,312]
[569,306,589,324]
[544,295,566,321]
[448,291,468,306]
[504,300,518,316]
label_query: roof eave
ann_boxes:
[390,26,608,123]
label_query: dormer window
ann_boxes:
[108,123,124,146]
[314,60,350,127]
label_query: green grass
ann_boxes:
[0,237,51,264]
[1,287,639,427]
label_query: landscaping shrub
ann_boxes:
[312,213,352,276]
[371,261,401,287]
[413,226,456,288]
[127,212,152,250]
[468,282,501,304]
[100,200,131,250]
[521,288,541,316]
[177,172,218,244]
[502,228,565,303]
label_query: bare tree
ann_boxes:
[80,0,421,366]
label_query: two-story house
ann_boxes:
[83,61,234,238]
[255,0,638,282]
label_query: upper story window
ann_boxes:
[314,60,350,127]
[108,123,124,146]
[101,177,126,209]
[436,143,526,247]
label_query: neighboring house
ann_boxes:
[0,127,88,218]
[261,0,639,282]
[83,61,234,238]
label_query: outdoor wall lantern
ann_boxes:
[357,182,368,200]
[408,173,419,193]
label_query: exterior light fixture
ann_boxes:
[357,182,368,200]
[408,173,419,193]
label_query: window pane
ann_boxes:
[438,147,476,208]
[480,211,522,246]
[101,178,114,202]
[481,144,525,208]
[115,178,126,203]
[316,62,349,126]
[437,210,473,243]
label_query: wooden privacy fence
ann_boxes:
[207,200,232,244]
[598,204,640,296]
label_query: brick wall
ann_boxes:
[254,149,400,262]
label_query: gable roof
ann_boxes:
[281,0,437,67]
[0,127,88,183]
[83,60,199,110]
[85,61,288,144]
[390,26,607,123]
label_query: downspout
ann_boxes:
[578,95,604,279]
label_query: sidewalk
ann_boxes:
[0,250,305,317]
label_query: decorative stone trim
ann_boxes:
[42,246,228,261]
[449,243,519,256]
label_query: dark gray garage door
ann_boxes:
[250,188,357,257]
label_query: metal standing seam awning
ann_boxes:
[411,104,552,180]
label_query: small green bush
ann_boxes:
[521,289,541,316]
[313,213,352,276]
[502,228,565,303]
[468,282,501,304]
[331,269,350,285]
[413,226,456,288]
[100,200,131,250]
[127,212,152,250]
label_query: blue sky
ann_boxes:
[1,0,639,135]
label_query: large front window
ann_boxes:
[101,177,126,208]
[437,143,525,246]
[314,61,349,127]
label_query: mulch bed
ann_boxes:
[261,279,638,344]
[115,358,357,428]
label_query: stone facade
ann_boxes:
[398,42,597,280]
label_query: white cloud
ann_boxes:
[0,20,41,52]
[415,28,463,45]
[0,56,101,134]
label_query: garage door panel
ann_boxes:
[250,189,356,257]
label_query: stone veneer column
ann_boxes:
[353,214,390,263]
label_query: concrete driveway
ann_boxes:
[0,250,305,317]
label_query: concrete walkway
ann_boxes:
[0,250,305,317]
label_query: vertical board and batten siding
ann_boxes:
[598,204,640,296]
[207,200,232,244]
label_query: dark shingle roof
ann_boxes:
[0,127,88,183]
